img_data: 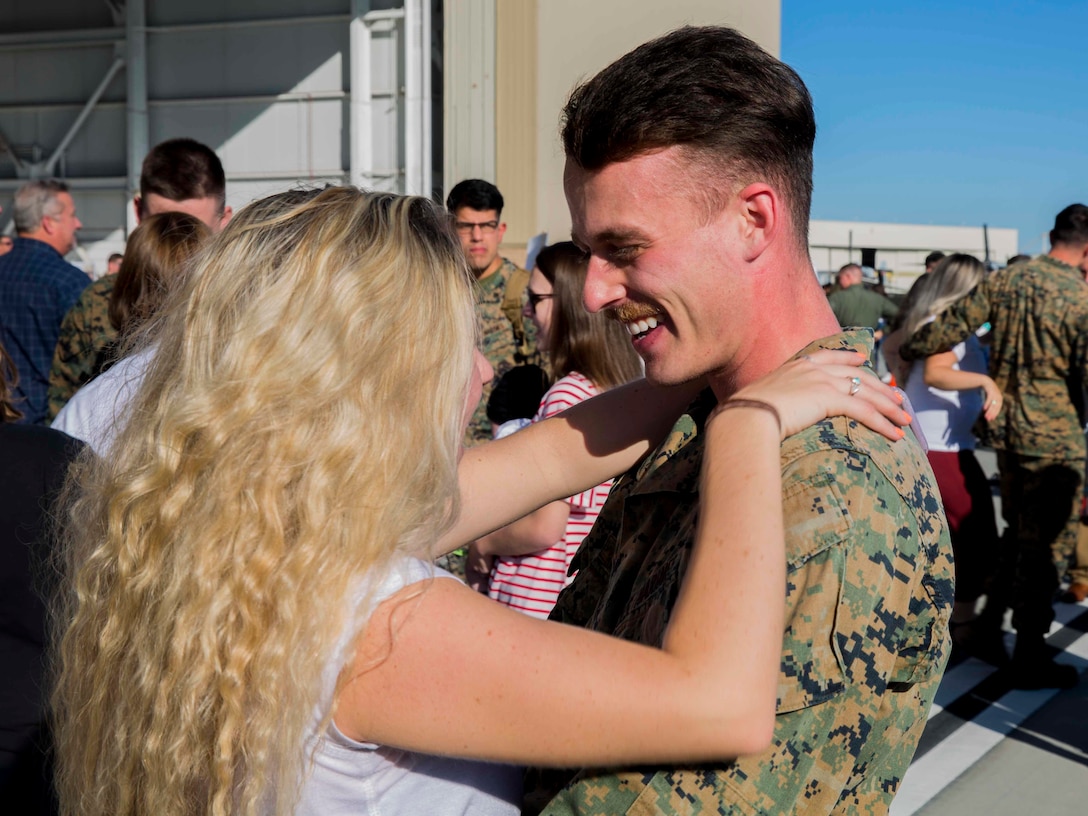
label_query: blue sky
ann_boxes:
[782,1,1087,254]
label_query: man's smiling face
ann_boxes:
[565,147,752,388]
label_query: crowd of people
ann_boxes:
[0,22,1083,816]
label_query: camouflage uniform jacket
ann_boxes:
[467,257,540,444]
[46,273,119,420]
[900,255,1088,460]
[525,331,954,816]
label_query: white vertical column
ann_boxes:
[349,0,374,190]
[125,0,148,235]
[402,0,431,197]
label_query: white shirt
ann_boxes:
[52,347,153,456]
[904,336,987,452]
[295,558,522,815]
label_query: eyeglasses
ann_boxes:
[526,291,554,310]
[453,220,500,235]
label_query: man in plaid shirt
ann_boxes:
[0,180,88,424]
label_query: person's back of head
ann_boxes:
[924,251,946,272]
[1050,204,1088,250]
[1047,204,1088,275]
[54,186,478,816]
[560,25,816,251]
[535,241,642,390]
[107,211,210,340]
[899,253,984,339]
[446,179,504,218]
[138,138,228,227]
[836,263,863,288]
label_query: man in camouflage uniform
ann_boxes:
[524,27,954,815]
[446,179,539,446]
[47,138,231,420]
[902,203,1088,689]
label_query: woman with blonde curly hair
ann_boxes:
[53,186,908,816]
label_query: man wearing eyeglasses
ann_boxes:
[0,180,89,424]
[447,179,539,446]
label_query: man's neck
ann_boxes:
[17,233,62,254]
[474,256,505,282]
[707,259,842,402]
[1048,245,1085,271]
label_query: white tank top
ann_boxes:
[294,558,522,815]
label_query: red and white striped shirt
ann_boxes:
[487,372,612,619]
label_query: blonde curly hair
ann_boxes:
[52,187,477,816]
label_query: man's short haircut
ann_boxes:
[446,179,504,218]
[1050,204,1088,248]
[836,263,862,285]
[108,253,124,264]
[13,179,70,234]
[925,251,946,267]
[560,26,816,246]
[139,138,226,217]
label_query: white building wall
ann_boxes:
[809,219,1019,292]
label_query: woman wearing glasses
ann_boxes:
[468,241,642,617]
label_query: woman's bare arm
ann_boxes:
[437,378,704,553]
[339,352,911,767]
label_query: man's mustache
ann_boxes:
[606,302,661,323]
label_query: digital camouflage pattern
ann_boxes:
[900,255,1088,461]
[466,257,540,445]
[991,451,1082,634]
[524,332,954,816]
[900,255,1088,586]
[47,273,119,420]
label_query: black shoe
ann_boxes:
[1007,658,1079,690]
[950,620,1010,667]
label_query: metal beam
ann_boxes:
[126,0,148,234]
[145,14,349,34]
[43,55,125,176]
[0,28,123,51]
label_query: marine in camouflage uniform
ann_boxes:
[524,332,954,816]
[46,272,119,421]
[467,256,540,445]
[901,252,1088,676]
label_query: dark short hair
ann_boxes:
[1050,204,1088,248]
[486,364,549,425]
[139,138,226,216]
[560,26,816,246]
[108,253,124,264]
[446,179,504,217]
[925,251,946,267]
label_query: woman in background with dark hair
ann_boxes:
[0,341,81,814]
[468,241,642,617]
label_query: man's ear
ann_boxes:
[219,205,233,229]
[497,221,507,244]
[132,197,143,225]
[735,183,778,263]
